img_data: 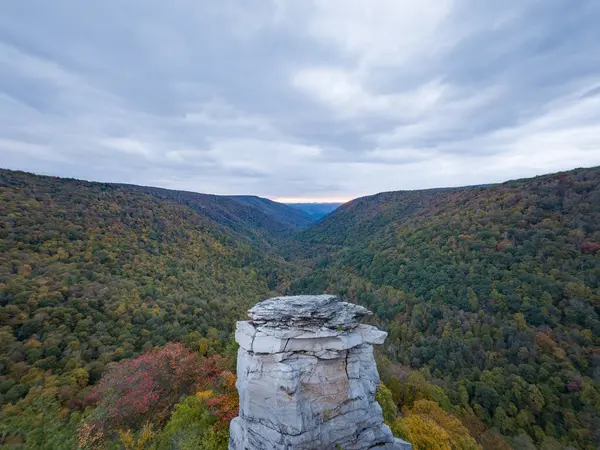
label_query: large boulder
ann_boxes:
[229,295,412,450]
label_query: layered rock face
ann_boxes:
[229,295,412,450]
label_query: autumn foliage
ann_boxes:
[205,370,239,426]
[581,240,600,254]
[397,400,481,450]
[78,343,236,446]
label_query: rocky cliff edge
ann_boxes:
[229,294,412,450]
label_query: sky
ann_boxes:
[1,1,600,202]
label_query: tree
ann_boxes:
[155,394,228,450]
[467,288,479,312]
[80,343,211,444]
[376,382,398,424]
[403,400,481,450]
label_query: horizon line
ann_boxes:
[271,197,352,204]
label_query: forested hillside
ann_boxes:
[229,196,313,231]
[1,167,599,449]
[118,185,313,247]
[292,166,600,449]
[0,169,299,447]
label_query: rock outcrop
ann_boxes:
[229,295,412,450]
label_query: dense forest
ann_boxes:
[116,184,314,247]
[292,167,600,449]
[0,170,300,448]
[1,167,599,449]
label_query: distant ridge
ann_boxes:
[115,185,314,240]
[301,166,600,247]
[286,202,342,220]
[0,169,313,245]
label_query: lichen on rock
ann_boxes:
[229,294,412,450]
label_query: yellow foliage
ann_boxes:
[198,337,210,356]
[552,346,566,360]
[221,371,237,390]
[398,400,481,450]
[118,429,135,449]
[410,400,481,450]
[390,417,408,439]
[118,423,155,450]
[23,337,42,349]
[71,367,89,387]
[137,423,156,448]
[514,312,527,331]
[19,367,45,385]
[196,389,214,399]
[403,415,452,450]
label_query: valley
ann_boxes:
[1,167,599,449]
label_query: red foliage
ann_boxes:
[205,371,239,426]
[567,376,583,392]
[81,343,226,441]
[196,354,232,390]
[447,236,457,250]
[496,239,512,251]
[206,393,239,426]
[557,174,571,183]
[581,241,600,254]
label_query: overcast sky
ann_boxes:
[1,1,600,202]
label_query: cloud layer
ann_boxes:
[1,0,599,201]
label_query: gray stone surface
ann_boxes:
[356,324,388,345]
[248,294,371,330]
[393,438,414,449]
[229,295,412,450]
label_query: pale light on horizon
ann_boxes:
[272,197,353,204]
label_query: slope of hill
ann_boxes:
[292,166,600,449]
[286,202,343,220]
[117,185,313,246]
[0,170,298,414]
[228,195,313,229]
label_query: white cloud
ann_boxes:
[100,138,154,158]
[206,138,322,173]
[0,138,53,159]
[183,99,276,136]
[360,85,600,192]
[459,87,600,175]
[306,0,454,68]
[292,67,445,119]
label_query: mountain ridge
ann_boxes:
[1,169,314,246]
[286,202,343,220]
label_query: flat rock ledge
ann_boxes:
[229,295,412,450]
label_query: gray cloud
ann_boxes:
[1,0,599,201]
